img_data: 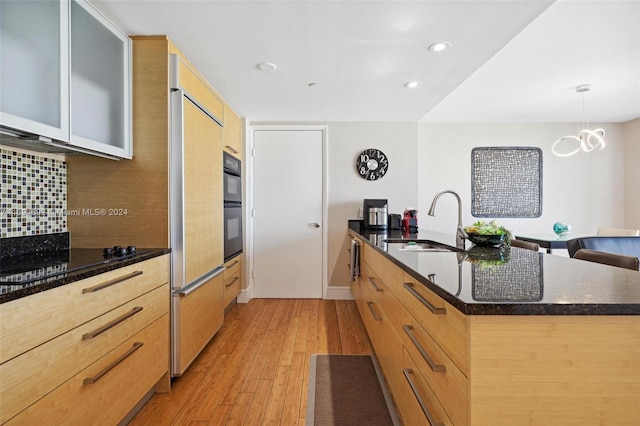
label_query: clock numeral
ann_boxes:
[360,167,367,175]
[369,173,377,180]
[359,154,369,163]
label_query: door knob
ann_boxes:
[311,223,320,228]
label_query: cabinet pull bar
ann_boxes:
[225,145,239,154]
[175,266,226,297]
[368,277,383,292]
[84,342,143,385]
[404,283,446,315]
[225,277,239,287]
[226,260,240,268]
[366,301,382,321]
[403,368,445,426]
[403,325,446,373]
[82,307,144,340]
[82,271,143,293]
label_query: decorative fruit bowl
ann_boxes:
[464,220,511,247]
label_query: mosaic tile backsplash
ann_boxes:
[1,148,67,238]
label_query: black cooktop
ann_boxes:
[0,248,151,287]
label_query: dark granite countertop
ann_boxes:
[0,248,171,304]
[349,221,640,315]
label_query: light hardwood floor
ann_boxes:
[130,299,373,425]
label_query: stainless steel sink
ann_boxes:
[383,239,460,252]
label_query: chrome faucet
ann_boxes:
[427,189,468,249]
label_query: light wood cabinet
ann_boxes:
[353,241,405,410]
[174,273,224,375]
[0,254,170,425]
[223,104,243,158]
[223,254,243,309]
[351,236,640,425]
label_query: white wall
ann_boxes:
[254,120,631,289]
[623,118,640,229]
[326,122,419,287]
[418,122,626,237]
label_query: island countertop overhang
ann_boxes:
[348,221,640,315]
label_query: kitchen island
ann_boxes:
[348,221,639,425]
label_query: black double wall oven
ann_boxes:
[223,152,242,261]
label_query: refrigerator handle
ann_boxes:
[173,266,226,297]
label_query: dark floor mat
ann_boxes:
[306,354,399,426]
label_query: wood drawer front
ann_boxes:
[403,274,469,375]
[223,255,242,281]
[176,273,224,374]
[6,314,169,426]
[223,272,241,308]
[0,284,168,424]
[399,348,454,426]
[364,246,403,300]
[362,260,385,306]
[402,310,468,425]
[1,254,170,364]
[358,282,403,404]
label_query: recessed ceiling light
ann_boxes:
[256,62,277,72]
[428,42,451,52]
[404,81,421,89]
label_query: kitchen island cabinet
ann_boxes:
[348,223,639,425]
[0,254,170,425]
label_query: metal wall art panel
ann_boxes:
[471,147,542,218]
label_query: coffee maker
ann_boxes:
[363,199,388,230]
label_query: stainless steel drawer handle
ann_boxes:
[403,368,445,426]
[84,342,143,385]
[225,144,239,154]
[82,271,143,293]
[366,301,382,321]
[82,307,144,340]
[403,325,446,373]
[404,283,446,315]
[225,277,239,287]
[368,276,383,292]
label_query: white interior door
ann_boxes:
[252,128,324,298]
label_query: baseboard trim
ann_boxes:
[237,285,252,303]
[324,285,354,300]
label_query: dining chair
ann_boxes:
[596,227,640,236]
[573,249,639,271]
[510,239,540,251]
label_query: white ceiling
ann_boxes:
[91,0,640,123]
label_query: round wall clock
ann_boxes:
[356,148,389,180]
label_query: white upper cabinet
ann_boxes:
[0,0,132,159]
[70,0,131,159]
[0,0,70,141]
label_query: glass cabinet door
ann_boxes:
[0,0,70,141]
[70,0,131,159]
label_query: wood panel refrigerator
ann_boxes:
[170,55,225,377]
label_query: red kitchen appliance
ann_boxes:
[402,209,418,233]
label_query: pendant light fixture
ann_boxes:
[552,84,606,157]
